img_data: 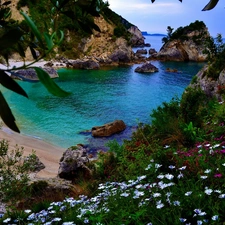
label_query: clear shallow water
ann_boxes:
[3,60,204,152]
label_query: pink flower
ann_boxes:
[214,173,222,178]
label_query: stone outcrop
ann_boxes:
[91,120,126,137]
[136,49,148,54]
[128,26,145,47]
[69,59,100,70]
[189,65,225,100]
[135,62,159,73]
[151,26,210,62]
[149,48,157,55]
[58,145,92,180]
[10,67,58,81]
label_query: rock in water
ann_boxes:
[91,120,126,137]
[135,62,159,73]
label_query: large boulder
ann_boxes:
[136,49,148,54]
[135,62,159,73]
[70,59,100,70]
[92,120,126,137]
[58,145,92,180]
[11,67,58,81]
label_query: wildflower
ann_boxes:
[62,222,75,225]
[204,169,211,174]
[214,173,222,178]
[168,165,175,169]
[222,163,225,166]
[165,173,174,180]
[179,166,186,170]
[164,145,170,149]
[197,220,203,225]
[24,209,32,214]
[145,164,152,170]
[205,188,213,195]
[179,218,187,222]
[146,223,153,225]
[120,192,129,197]
[156,200,164,209]
[155,164,162,169]
[84,218,89,223]
[177,173,184,179]
[194,209,206,216]
[197,145,202,148]
[214,190,221,193]
[185,191,192,196]
[218,194,225,198]
[212,215,219,221]
[205,143,211,147]
[200,176,208,179]
[173,200,180,206]
[157,174,164,179]
[213,144,220,148]
[153,193,161,198]
[3,218,11,223]
[52,218,61,222]
[137,175,147,181]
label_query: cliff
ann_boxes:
[189,65,225,100]
[10,0,145,65]
[152,21,210,62]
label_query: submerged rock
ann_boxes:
[135,62,159,73]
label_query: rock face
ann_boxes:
[92,120,126,137]
[153,27,210,62]
[58,145,91,180]
[69,59,100,70]
[128,26,145,47]
[189,65,225,100]
[135,62,159,73]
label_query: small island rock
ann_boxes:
[135,62,159,73]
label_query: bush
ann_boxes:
[0,140,34,202]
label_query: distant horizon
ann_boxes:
[108,0,225,37]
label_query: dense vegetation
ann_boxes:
[162,20,208,45]
[17,0,132,57]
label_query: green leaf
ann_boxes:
[0,70,28,98]
[44,32,54,50]
[202,0,219,11]
[20,11,45,49]
[0,91,20,133]
[33,67,70,97]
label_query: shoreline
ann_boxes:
[0,126,65,178]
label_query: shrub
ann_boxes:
[0,140,35,202]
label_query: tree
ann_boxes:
[151,0,220,11]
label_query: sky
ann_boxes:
[107,0,225,37]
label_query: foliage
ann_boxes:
[203,34,225,80]
[162,20,207,45]
[0,140,36,202]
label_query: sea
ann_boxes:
[2,35,205,153]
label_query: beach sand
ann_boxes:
[0,60,68,178]
[0,126,65,178]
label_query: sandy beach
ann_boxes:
[0,126,65,178]
[0,60,68,178]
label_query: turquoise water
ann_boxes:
[3,60,204,152]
